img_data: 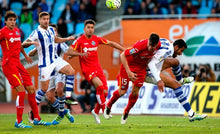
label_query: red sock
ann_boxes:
[94,103,101,114]
[16,92,25,123]
[107,89,121,109]
[124,93,138,114]
[28,93,41,120]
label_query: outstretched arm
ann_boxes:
[55,36,76,43]
[28,48,38,57]
[22,39,39,48]
[106,40,125,51]
[66,47,88,57]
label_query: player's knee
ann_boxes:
[25,85,35,94]
[172,59,180,67]
[119,89,126,96]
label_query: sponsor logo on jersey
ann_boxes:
[83,47,98,53]
[9,37,20,43]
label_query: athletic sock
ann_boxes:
[51,99,59,110]
[65,75,74,98]
[124,93,138,114]
[95,85,106,112]
[107,89,121,109]
[174,87,193,116]
[16,91,25,123]
[28,93,41,120]
[58,96,65,118]
[172,64,183,82]
[35,89,46,105]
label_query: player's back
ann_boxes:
[0,26,21,64]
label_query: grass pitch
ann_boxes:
[0,114,219,134]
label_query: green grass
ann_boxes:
[0,114,219,134]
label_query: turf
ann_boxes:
[0,114,219,134]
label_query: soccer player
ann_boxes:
[27,24,83,125]
[0,11,51,128]
[145,38,207,122]
[22,12,77,124]
[66,19,125,124]
[103,33,164,124]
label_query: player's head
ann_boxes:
[39,11,50,29]
[173,39,187,58]
[49,23,58,36]
[4,11,17,30]
[84,19,96,38]
[148,33,160,52]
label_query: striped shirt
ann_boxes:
[28,25,57,68]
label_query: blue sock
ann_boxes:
[35,89,46,105]
[172,64,183,81]
[51,99,59,110]
[58,96,65,117]
[65,75,74,98]
[174,87,191,112]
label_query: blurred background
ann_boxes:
[0,0,220,116]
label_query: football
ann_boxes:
[106,0,121,10]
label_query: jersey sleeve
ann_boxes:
[71,39,80,51]
[97,36,108,45]
[61,42,69,53]
[27,30,38,41]
[154,39,172,62]
[0,29,4,40]
[124,39,146,57]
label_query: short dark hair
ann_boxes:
[49,23,57,29]
[84,19,96,27]
[5,11,17,21]
[173,39,187,49]
[149,33,159,46]
[39,11,50,18]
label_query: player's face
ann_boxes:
[148,42,158,52]
[5,17,16,30]
[39,15,50,29]
[84,24,94,38]
[173,46,186,58]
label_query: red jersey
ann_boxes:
[71,34,108,72]
[124,39,161,72]
[0,26,21,65]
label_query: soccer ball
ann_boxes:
[106,0,121,10]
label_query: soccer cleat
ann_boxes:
[65,98,78,105]
[64,109,74,123]
[104,107,112,119]
[52,115,64,125]
[91,109,101,124]
[33,119,52,126]
[121,113,128,125]
[28,110,34,124]
[189,112,207,122]
[180,77,194,85]
[15,121,32,128]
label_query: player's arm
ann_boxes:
[55,36,76,43]
[66,46,88,58]
[20,45,33,64]
[106,40,125,51]
[22,39,39,48]
[148,57,165,92]
[120,51,137,82]
[28,48,38,57]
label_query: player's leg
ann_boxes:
[163,58,194,85]
[121,85,140,124]
[65,75,78,104]
[160,72,207,121]
[104,74,128,119]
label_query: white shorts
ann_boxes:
[39,57,69,81]
[48,73,66,91]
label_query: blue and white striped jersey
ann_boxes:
[55,42,68,59]
[28,25,57,68]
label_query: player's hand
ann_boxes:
[128,71,137,82]
[81,52,89,57]
[25,56,33,64]
[68,36,76,41]
[157,80,165,92]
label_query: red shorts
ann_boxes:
[118,66,146,91]
[2,61,33,89]
[83,67,108,90]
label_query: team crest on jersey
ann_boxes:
[15,31,19,35]
[129,48,138,54]
[91,41,96,45]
